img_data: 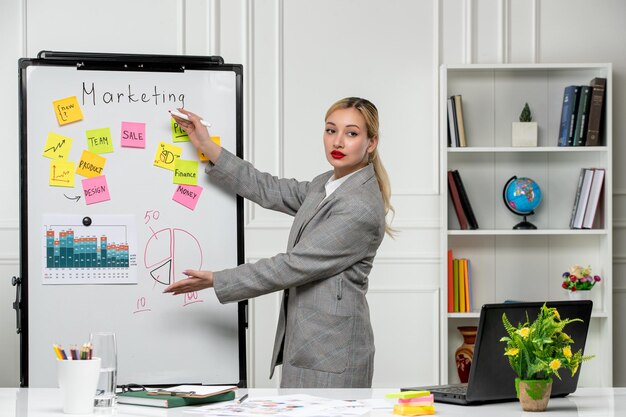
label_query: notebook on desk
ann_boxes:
[403,300,593,405]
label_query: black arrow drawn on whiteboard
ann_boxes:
[63,194,81,202]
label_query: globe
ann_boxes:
[502,176,542,229]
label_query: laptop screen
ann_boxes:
[466,300,593,403]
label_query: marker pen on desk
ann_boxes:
[169,110,212,128]
[236,394,248,404]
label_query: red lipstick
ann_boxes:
[331,150,346,159]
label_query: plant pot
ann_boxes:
[515,378,552,412]
[568,290,591,301]
[512,122,538,147]
[455,326,477,383]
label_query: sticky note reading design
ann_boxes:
[121,121,146,148]
[76,150,106,178]
[82,175,111,205]
[198,136,221,161]
[52,96,83,125]
[153,142,182,170]
[86,128,114,154]
[171,118,189,142]
[172,184,203,210]
[173,159,199,185]
[43,132,73,160]
[49,160,75,187]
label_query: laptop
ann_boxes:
[403,300,593,405]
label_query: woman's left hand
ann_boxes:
[163,270,214,295]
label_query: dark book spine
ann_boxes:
[452,170,479,230]
[557,85,580,146]
[573,86,593,146]
[585,77,606,146]
[448,170,468,230]
[447,97,459,147]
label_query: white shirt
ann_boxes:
[320,166,367,205]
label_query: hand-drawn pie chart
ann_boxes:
[144,228,203,285]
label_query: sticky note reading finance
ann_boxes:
[52,96,83,125]
[49,160,75,187]
[82,175,111,205]
[173,159,199,185]
[153,142,182,170]
[43,132,72,160]
[198,136,221,161]
[172,184,203,210]
[86,128,114,154]
[171,118,189,142]
[76,150,106,178]
[121,121,146,148]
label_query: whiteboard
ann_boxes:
[19,54,245,387]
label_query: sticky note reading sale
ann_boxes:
[86,128,114,154]
[198,136,221,161]
[52,96,83,125]
[76,150,106,178]
[121,121,146,148]
[172,184,203,210]
[43,132,72,160]
[49,160,75,187]
[171,118,189,142]
[82,175,111,205]
[173,159,198,185]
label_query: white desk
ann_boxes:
[1,388,625,416]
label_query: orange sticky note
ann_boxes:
[52,96,83,125]
[198,136,221,162]
[76,150,106,178]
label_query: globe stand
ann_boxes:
[503,175,542,230]
[513,213,537,230]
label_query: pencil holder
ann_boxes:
[57,357,101,414]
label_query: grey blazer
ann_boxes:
[208,149,385,388]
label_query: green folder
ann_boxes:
[117,390,235,408]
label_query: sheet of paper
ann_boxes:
[172,118,189,142]
[121,121,146,148]
[76,150,106,178]
[172,185,203,210]
[52,96,83,125]
[82,175,111,205]
[86,127,114,154]
[154,385,236,397]
[153,142,182,170]
[49,160,75,187]
[43,132,73,160]
[173,159,199,185]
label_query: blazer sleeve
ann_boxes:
[206,148,310,216]
[213,193,384,303]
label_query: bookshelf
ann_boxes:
[440,64,612,387]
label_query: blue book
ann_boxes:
[557,85,581,146]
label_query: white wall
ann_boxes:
[1,0,625,388]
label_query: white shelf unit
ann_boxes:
[439,64,612,387]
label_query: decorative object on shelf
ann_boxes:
[500,304,594,412]
[512,102,538,147]
[562,264,601,300]
[455,326,477,383]
[502,176,542,229]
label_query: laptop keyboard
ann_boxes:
[433,385,467,394]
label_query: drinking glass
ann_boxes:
[89,332,117,408]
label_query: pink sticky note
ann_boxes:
[120,121,146,148]
[82,176,111,205]
[172,184,203,210]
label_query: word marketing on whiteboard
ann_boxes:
[81,82,186,108]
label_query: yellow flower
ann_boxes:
[505,348,519,356]
[560,332,572,342]
[553,309,561,320]
[549,359,561,371]
[516,327,531,338]
[563,346,572,358]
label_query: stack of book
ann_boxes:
[569,168,605,229]
[447,94,467,147]
[557,77,606,147]
[447,250,472,313]
[447,170,478,230]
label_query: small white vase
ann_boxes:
[568,290,591,301]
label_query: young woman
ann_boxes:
[165,97,394,388]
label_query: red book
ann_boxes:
[448,170,468,230]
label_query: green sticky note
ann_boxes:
[385,390,430,399]
[86,128,114,154]
[173,159,198,185]
[172,118,189,142]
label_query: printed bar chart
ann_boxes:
[45,229,130,269]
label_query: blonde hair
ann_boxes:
[325,97,396,237]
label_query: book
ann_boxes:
[117,389,236,408]
[447,249,454,312]
[466,259,472,312]
[452,170,479,229]
[453,95,467,147]
[453,258,459,312]
[572,86,593,146]
[463,259,470,313]
[458,259,466,312]
[582,168,605,229]
[569,168,586,229]
[585,77,606,146]
[571,168,594,229]
[447,97,459,147]
[557,85,581,146]
[448,170,469,230]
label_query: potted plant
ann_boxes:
[500,304,593,412]
[562,264,601,300]
[512,102,538,146]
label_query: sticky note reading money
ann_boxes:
[172,184,203,210]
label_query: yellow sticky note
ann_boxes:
[76,150,106,178]
[198,136,221,161]
[86,128,114,154]
[172,118,189,142]
[52,96,83,125]
[43,132,73,160]
[49,160,75,187]
[154,142,182,171]
[173,159,199,185]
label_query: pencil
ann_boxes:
[52,344,63,360]
[236,394,248,404]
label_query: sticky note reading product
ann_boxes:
[76,150,106,178]
[43,132,73,160]
[52,96,83,125]
[86,128,114,154]
[153,142,182,170]
[171,118,189,142]
[172,184,203,210]
[173,159,199,185]
[49,160,75,187]
[82,176,111,205]
[121,121,146,148]
[198,136,221,161]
